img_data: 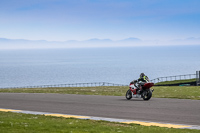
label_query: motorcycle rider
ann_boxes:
[138,73,149,84]
[130,73,149,93]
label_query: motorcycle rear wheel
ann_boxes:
[126,89,132,100]
[142,90,152,101]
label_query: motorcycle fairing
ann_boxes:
[143,82,154,89]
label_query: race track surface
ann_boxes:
[0,93,199,126]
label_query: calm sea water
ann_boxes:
[0,45,200,88]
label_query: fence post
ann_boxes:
[199,71,200,86]
[197,71,200,86]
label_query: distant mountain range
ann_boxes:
[0,37,199,49]
[0,37,142,43]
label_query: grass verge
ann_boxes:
[0,86,200,100]
[153,86,200,100]
[0,111,199,133]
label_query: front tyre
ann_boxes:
[126,89,132,100]
[142,90,152,101]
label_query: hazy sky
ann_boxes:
[1,0,200,41]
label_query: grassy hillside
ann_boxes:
[155,78,196,86]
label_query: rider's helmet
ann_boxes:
[140,73,145,78]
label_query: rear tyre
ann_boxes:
[142,90,152,101]
[126,89,132,100]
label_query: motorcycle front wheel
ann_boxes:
[142,90,152,101]
[126,89,132,100]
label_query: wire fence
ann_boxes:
[0,82,128,89]
[1,71,200,89]
[150,74,196,84]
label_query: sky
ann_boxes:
[1,0,200,43]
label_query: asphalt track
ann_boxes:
[0,93,200,128]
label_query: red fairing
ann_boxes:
[129,83,137,94]
[143,82,154,89]
[133,89,137,94]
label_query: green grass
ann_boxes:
[155,78,196,85]
[0,86,126,96]
[153,86,200,100]
[0,86,200,100]
[0,111,199,133]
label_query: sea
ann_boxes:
[0,45,200,88]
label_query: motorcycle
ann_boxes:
[126,81,154,101]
